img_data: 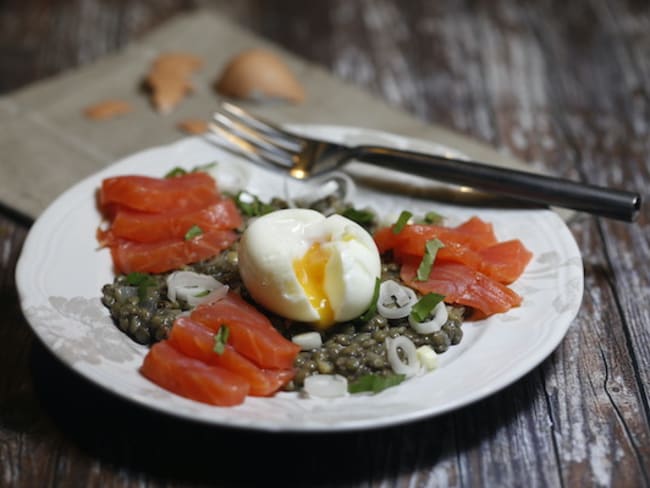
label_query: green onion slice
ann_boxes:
[348,373,406,394]
[410,293,445,323]
[184,225,203,240]
[392,211,413,234]
[416,238,445,281]
[213,325,230,355]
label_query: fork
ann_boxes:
[208,102,641,222]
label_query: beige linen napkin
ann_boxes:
[0,10,534,219]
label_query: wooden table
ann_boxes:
[1,1,648,486]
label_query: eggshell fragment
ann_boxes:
[177,118,209,135]
[215,49,305,103]
[83,99,133,120]
[145,52,203,113]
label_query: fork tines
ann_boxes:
[208,103,302,169]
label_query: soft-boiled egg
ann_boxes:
[238,209,381,329]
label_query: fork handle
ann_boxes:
[354,146,641,221]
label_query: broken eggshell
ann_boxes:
[215,49,305,103]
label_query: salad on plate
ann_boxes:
[96,163,532,407]
[15,129,583,431]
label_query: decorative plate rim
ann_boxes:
[16,126,584,432]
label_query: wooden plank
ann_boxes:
[0,0,649,487]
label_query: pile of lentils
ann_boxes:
[100,192,466,389]
[283,264,465,391]
[101,247,240,345]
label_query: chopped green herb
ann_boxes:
[392,211,413,234]
[410,293,445,323]
[125,272,158,301]
[235,191,276,217]
[164,162,217,179]
[125,272,156,287]
[191,162,218,173]
[341,207,375,225]
[424,211,444,224]
[416,238,445,281]
[184,225,204,240]
[348,373,406,393]
[213,325,230,355]
[165,167,187,178]
[358,278,381,322]
[193,289,210,298]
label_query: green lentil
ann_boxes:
[100,196,467,389]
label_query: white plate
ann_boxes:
[16,126,583,432]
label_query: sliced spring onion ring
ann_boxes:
[291,331,323,350]
[303,374,349,398]
[385,336,419,377]
[376,280,418,319]
[166,271,228,307]
[408,300,448,334]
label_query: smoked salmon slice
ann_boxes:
[374,216,532,284]
[375,219,497,257]
[140,341,249,406]
[168,317,295,396]
[107,199,242,243]
[392,238,531,285]
[100,172,219,214]
[453,216,498,246]
[400,259,523,317]
[110,229,238,274]
[191,293,301,370]
[478,240,533,285]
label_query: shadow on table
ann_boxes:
[30,338,540,487]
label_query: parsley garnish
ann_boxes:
[348,373,406,393]
[125,272,158,301]
[213,325,230,355]
[416,238,445,281]
[392,211,412,234]
[410,293,445,323]
[164,162,217,178]
[341,207,375,226]
[164,167,187,178]
[423,211,443,224]
[184,225,203,240]
[235,191,275,217]
[358,278,381,322]
[191,162,217,173]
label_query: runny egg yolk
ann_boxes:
[237,208,382,328]
[292,242,334,328]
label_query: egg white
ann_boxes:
[238,209,381,328]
